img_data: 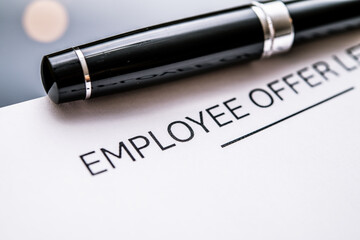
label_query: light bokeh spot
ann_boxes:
[23,0,68,43]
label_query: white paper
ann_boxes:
[1,29,360,240]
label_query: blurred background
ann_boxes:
[0,0,253,108]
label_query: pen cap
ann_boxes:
[41,49,86,103]
[41,5,264,104]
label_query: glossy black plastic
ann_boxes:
[287,0,360,43]
[42,5,264,103]
[41,0,360,104]
[42,49,85,103]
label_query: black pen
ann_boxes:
[41,0,360,104]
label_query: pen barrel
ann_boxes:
[42,6,264,104]
[287,0,360,43]
[41,0,360,104]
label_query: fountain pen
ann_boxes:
[41,0,360,104]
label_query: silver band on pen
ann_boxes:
[251,0,294,58]
[72,1,293,101]
[73,47,92,99]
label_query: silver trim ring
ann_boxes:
[251,0,294,58]
[73,47,92,99]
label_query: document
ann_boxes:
[1,29,359,239]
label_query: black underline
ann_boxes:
[221,87,355,148]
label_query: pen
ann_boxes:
[41,0,360,104]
